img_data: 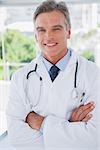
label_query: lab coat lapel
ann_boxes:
[50,51,78,87]
[46,51,79,118]
[31,55,53,115]
[36,55,52,85]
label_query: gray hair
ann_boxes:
[33,0,71,28]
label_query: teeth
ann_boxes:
[46,43,57,47]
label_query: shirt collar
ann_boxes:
[42,48,72,72]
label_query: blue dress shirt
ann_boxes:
[42,48,72,73]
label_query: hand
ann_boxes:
[69,101,95,122]
[26,111,45,130]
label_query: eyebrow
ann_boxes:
[52,25,63,28]
[36,27,45,30]
[36,25,63,30]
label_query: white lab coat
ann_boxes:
[6,51,100,150]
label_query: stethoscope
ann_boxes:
[26,60,85,107]
[27,63,42,81]
[71,60,85,102]
[26,63,43,108]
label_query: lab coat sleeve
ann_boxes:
[6,71,43,148]
[42,69,100,150]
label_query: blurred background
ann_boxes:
[0,0,100,136]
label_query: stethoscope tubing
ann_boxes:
[25,59,85,107]
[26,60,78,89]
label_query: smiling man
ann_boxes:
[6,0,100,150]
[34,10,71,64]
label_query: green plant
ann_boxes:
[4,29,37,63]
[81,50,95,62]
[0,29,38,80]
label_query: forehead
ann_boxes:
[35,10,66,27]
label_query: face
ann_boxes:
[34,10,71,63]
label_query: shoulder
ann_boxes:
[11,58,37,83]
[77,53,100,81]
[79,54,99,73]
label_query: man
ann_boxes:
[6,0,100,150]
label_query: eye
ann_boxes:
[38,29,46,33]
[53,28,61,31]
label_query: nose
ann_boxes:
[45,30,53,39]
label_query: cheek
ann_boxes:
[58,34,67,42]
[35,34,42,43]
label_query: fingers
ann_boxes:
[78,103,95,121]
[69,108,78,122]
[69,101,95,122]
[75,102,95,121]
[82,114,93,122]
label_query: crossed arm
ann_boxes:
[26,101,95,130]
[7,69,99,148]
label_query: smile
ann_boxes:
[44,43,58,47]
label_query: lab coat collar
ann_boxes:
[28,50,79,84]
[57,50,80,74]
[35,50,79,68]
[35,53,52,84]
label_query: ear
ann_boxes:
[66,29,71,39]
[35,34,38,42]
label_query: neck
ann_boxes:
[43,49,68,64]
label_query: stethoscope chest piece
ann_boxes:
[71,88,78,100]
[71,87,86,104]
